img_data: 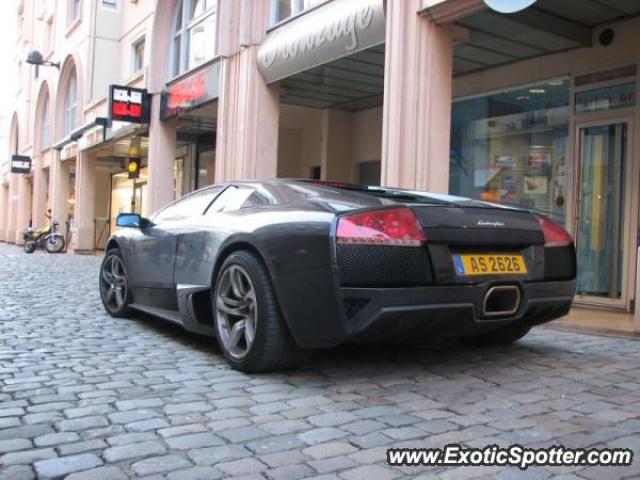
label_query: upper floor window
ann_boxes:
[17,1,24,38]
[63,69,77,136]
[40,93,50,150]
[171,0,217,78]
[270,0,305,25]
[132,36,145,73]
[44,17,54,54]
[67,0,80,26]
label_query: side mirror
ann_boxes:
[116,213,144,228]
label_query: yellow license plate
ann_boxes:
[453,254,528,276]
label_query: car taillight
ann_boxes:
[336,208,426,247]
[535,214,572,247]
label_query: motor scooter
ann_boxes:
[22,212,66,254]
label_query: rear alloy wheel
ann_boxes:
[462,323,531,347]
[99,248,133,318]
[214,251,307,372]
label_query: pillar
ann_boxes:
[215,0,280,182]
[73,151,96,253]
[380,0,453,192]
[0,183,8,241]
[146,94,176,213]
[215,49,280,181]
[32,163,49,229]
[320,109,353,182]
[5,176,18,244]
[50,158,70,238]
[14,175,32,245]
[636,247,640,333]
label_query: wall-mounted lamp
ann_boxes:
[26,50,60,69]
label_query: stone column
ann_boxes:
[50,158,70,238]
[320,109,353,182]
[215,0,280,182]
[73,151,96,253]
[216,49,280,181]
[146,94,176,213]
[381,0,453,192]
[5,176,18,244]
[0,183,8,241]
[14,175,32,245]
[32,162,49,229]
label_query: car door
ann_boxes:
[128,187,224,310]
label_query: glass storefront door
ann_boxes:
[110,167,148,231]
[575,121,631,305]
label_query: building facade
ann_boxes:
[2,0,640,320]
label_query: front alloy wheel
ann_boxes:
[44,234,65,253]
[99,249,133,318]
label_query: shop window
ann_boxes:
[40,93,50,150]
[450,79,570,225]
[101,0,118,9]
[132,36,145,73]
[270,0,305,25]
[196,146,215,189]
[358,160,381,186]
[174,157,187,200]
[171,0,217,78]
[63,69,77,136]
[68,170,76,222]
[110,168,148,231]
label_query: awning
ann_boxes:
[83,123,149,158]
[450,0,640,75]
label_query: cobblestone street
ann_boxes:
[1,242,640,479]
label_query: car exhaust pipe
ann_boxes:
[482,285,521,318]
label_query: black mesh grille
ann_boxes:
[336,244,433,287]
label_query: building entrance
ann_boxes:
[575,120,634,307]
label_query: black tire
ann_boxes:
[23,241,36,254]
[99,248,134,318]
[462,323,531,347]
[213,250,309,372]
[44,234,65,253]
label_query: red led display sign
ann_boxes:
[109,85,150,124]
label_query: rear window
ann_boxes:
[296,180,514,209]
[296,181,451,205]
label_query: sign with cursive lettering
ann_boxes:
[257,0,385,83]
[161,61,220,120]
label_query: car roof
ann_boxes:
[208,178,521,212]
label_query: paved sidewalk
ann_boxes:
[1,242,639,479]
